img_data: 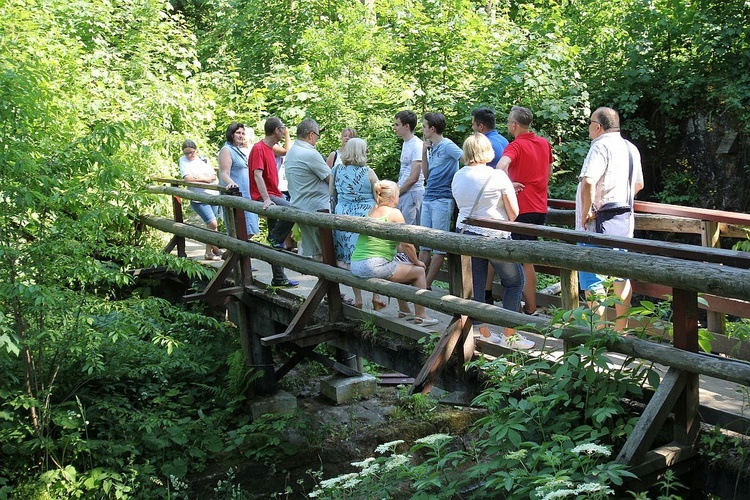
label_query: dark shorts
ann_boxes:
[510,212,547,240]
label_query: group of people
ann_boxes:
[178,104,643,348]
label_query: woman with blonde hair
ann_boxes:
[452,133,533,349]
[330,138,383,309]
[350,180,438,326]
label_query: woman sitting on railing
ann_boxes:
[179,140,223,260]
[350,180,439,326]
[452,133,533,349]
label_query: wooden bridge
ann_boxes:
[143,179,750,487]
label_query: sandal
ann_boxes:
[372,298,387,311]
[413,316,439,326]
[203,254,222,261]
[397,311,415,320]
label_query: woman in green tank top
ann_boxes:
[351,180,439,326]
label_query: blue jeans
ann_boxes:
[464,230,524,325]
[420,197,455,255]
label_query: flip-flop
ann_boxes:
[413,316,439,326]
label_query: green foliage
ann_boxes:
[312,304,664,498]
[389,386,438,421]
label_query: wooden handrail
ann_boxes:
[143,185,750,302]
[139,214,750,387]
[464,217,750,268]
[549,198,750,226]
[150,176,231,194]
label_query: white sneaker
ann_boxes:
[499,333,535,350]
[478,332,505,344]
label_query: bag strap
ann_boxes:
[626,143,634,207]
[460,172,494,233]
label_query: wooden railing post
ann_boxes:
[318,209,357,370]
[448,253,474,372]
[672,288,700,445]
[169,182,186,257]
[701,220,726,336]
[560,268,579,352]
[228,187,253,287]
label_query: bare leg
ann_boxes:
[424,254,444,289]
[389,263,431,319]
[613,279,632,333]
[419,249,431,269]
[337,261,363,307]
[206,219,221,255]
[522,263,538,313]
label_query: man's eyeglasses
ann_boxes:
[183,149,197,156]
[311,131,320,138]
[587,118,601,126]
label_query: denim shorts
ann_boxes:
[420,197,455,254]
[191,201,218,224]
[577,242,627,295]
[351,258,399,280]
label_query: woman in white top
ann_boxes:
[179,140,222,260]
[451,133,533,350]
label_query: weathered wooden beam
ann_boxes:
[140,216,750,387]
[261,322,346,347]
[141,210,750,303]
[411,316,472,395]
[626,442,697,479]
[282,343,361,377]
[465,217,750,269]
[616,368,688,465]
[281,279,331,337]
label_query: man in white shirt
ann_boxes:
[393,110,425,226]
[576,107,644,332]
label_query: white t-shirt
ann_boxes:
[452,164,516,238]
[397,135,425,193]
[575,132,643,234]
[179,156,218,196]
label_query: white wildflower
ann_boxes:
[375,439,404,454]
[308,489,322,497]
[521,383,541,395]
[571,443,612,456]
[361,462,381,476]
[415,433,453,446]
[383,454,410,471]
[319,472,358,489]
[351,457,376,468]
[342,477,362,489]
[541,489,577,500]
[575,483,614,495]
[503,449,528,461]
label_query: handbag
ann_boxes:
[330,165,339,212]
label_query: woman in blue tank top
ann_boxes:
[218,122,260,237]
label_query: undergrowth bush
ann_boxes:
[309,304,668,498]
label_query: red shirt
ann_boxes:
[249,140,282,200]
[504,132,553,214]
